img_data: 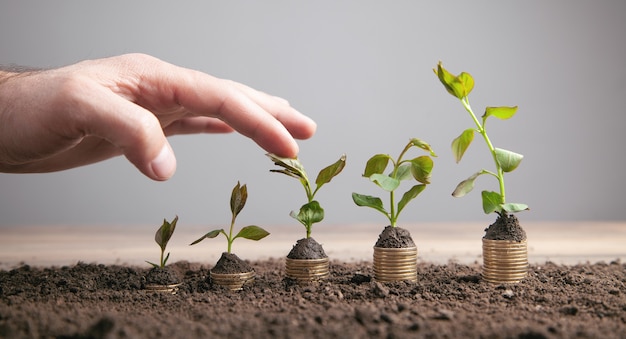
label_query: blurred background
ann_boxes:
[1,1,625,233]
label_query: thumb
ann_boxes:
[144,141,177,181]
[112,115,177,181]
[81,87,177,180]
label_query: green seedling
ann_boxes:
[190,182,269,253]
[434,61,529,215]
[352,138,436,227]
[146,216,178,269]
[267,153,346,238]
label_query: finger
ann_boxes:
[228,81,317,140]
[163,116,234,136]
[143,62,313,158]
[169,73,302,157]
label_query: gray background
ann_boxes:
[1,1,625,229]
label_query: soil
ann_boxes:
[484,213,527,241]
[286,237,327,259]
[1,259,625,338]
[210,252,254,274]
[375,226,416,248]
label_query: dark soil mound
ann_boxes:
[144,266,181,286]
[484,213,527,241]
[210,252,253,274]
[286,237,327,259]
[1,259,625,338]
[375,225,416,248]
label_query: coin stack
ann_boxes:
[373,246,418,282]
[210,271,256,291]
[482,238,528,284]
[285,257,330,284]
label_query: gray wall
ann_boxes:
[1,1,625,228]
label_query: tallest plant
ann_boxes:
[434,61,529,284]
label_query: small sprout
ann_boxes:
[190,182,269,253]
[352,138,436,227]
[267,153,346,238]
[146,215,178,269]
[434,61,529,215]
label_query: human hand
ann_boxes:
[0,53,316,180]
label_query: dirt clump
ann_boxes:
[210,252,254,274]
[286,237,327,259]
[144,266,181,286]
[484,213,527,241]
[375,225,416,248]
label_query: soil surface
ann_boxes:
[286,237,327,259]
[1,259,625,338]
[484,214,527,241]
[375,226,416,248]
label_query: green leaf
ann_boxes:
[155,215,178,252]
[189,229,223,245]
[410,156,434,184]
[315,154,346,187]
[495,148,524,172]
[451,170,488,197]
[481,191,504,214]
[434,62,457,97]
[451,129,475,163]
[230,182,247,217]
[268,153,313,199]
[410,138,437,157]
[291,200,325,227]
[145,261,159,268]
[268,169,300,179]
[434,62,464,99]
[234,225,270,241]
[457,72,474,97]
[370,173,401,192]
[434,62,474,99]
[397,184,426,216]
[266,153,307,180]
[501,203,529,213]
[483,106,518,121]
[363,154,391,177]
[352,193,388,215]
[395,163,413,181]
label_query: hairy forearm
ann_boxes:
[0,70,15,85]
[0,65,42,85]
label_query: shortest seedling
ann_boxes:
[145,216,181,293]
[146,215,178,269]
[190,182,270,253]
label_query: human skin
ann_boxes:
[0,53,316,181]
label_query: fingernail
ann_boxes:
[150,144,176,180]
